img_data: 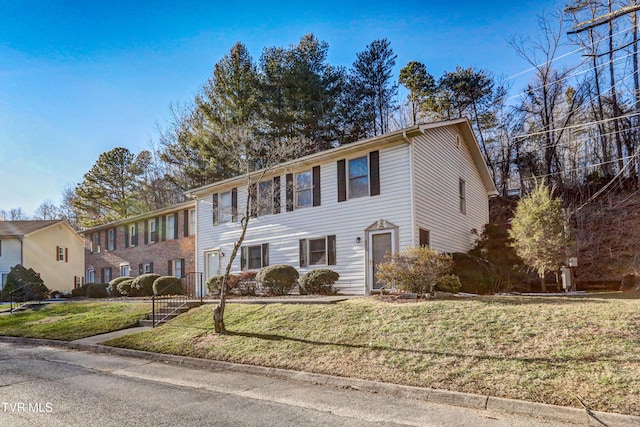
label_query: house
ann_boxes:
[186,118,498,295]
[80,201,196,284]
[0,220,85,292]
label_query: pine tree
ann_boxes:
[509,183,566,291]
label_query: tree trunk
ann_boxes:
[213,304,225,333]
[539,272,547,293]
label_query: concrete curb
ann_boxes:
[1,335,639,426]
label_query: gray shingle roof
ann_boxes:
[0,220,60,237]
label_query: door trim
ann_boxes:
[364,219,399,294]
[204,249,221,283]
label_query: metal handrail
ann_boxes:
[8,282,42,314]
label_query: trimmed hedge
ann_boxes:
[86,283,109,298]
[116,279,135,296]
[108,276,132,297]
[153,276,184,296]
[131,274,160,297]
[299,269,339,295]
[71,283,90,298]
[256,264,299,296]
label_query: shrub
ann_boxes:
[71,283,89,298]
[0,265,49,302]
[375,246,453,296]
[256,264,299,296]
[153,276,184,296]
[435,274,462,293]
[205,274,244,295]
[108,276,132,297]
[49,290,71,299]
[131,274,160,297]
[235,271,257,296]
[86,283,109,298]
[116,279,134,296]
[299,269,339,295]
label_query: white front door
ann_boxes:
[369,230,395,291]
[204,250,221,281]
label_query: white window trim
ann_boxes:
[295,170,312,208]
[167,214,175,241]
[304,236,329,267]
[107,228,116,251]
[149,219,157,243]
[129,224,137,247]
[188,209,196,236]
[348,155,370,199]
[219,191,232,223]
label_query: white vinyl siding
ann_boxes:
[196,144,413,295]
[411,128,489,253]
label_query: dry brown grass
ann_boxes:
[104,293,640,415]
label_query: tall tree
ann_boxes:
[32,200,61,220]
[398,61,435,125]
[0,208,28,221]
[72,147,146,228]
[351,38,398,137]
[509,183,567,292]
[260,34,345,152]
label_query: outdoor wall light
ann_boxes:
[355,237,361,244]
[220,252,225,257]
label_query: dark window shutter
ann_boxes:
[134,223,139,246]
[183,210,189,237]
[161,216,166,241]
[150,262,154,273]
[273,176,281,214]
[286,173,294,211]
[250,184,257,218]
[261,243,269,267]
[299,239,307,267]
[212,193,219,225]
[97,233,101,250]
[124,226,129,248]
[327,235,336,265]
[113,228,117,250]
[370,150,380,196]
[240,247,247,271]
[173,213,179,239]
[55,245,59,260]
[231,188,238,222]
[337,159,346,202]
[144,220,149,244]
[168,260,173,276]
[180,259,185,278]
[419,229,430,247]
[312,166,321,206]
[108,267,112,281]
[65,248,68,263]
[103,230,108,251]
[101,268,105,282]
[138,264,143,275]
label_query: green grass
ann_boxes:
[0,302,150,341]
[105,294,640,416]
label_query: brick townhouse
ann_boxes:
[80,201,196,284]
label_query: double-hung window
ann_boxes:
[149,219,157,243]
[107,228,116,251]
[188,209,196,236]
[219,191,232,223]
[299,235,336,267]
[57,246,67,262]
[129,224,137,247]
[167,215,175,240]
[258,181,273,216]
[295,171,312,208]
[241,243,269,271]
[349,156,369,198]
[91,233,100,253]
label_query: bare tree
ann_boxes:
[0,208,29,221]
[211,126,306,334]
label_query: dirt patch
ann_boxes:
[26,316,68,325]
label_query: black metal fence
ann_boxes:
[182,272,204,302]
[9,283,42,314]
[151,294,188,327]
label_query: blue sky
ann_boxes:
[0,0,566,216]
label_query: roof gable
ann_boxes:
[0,220,61,238]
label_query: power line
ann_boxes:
[514,111,640,140]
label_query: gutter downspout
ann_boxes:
[404,131,417,246]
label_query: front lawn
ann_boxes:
[0,302,150,341]
[104,294,640,416]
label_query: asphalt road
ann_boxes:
[0,342,583,427]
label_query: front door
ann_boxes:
[369,231,393,291]
[204,250,220,281]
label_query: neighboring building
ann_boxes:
[186,118,498,295]
[80,201,196,284]
[0,220,84,291]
